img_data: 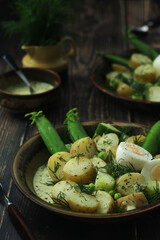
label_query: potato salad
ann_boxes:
[33,120,160,214]
[97,31,160,102]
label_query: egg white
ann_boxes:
[153,55,160,77]
[141,158,160,181]
[116,142,152,171]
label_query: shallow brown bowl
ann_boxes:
[0,67,61,113]
[11,120,160,222]
[90,50,160,112]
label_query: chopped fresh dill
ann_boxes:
[106,151,136,178]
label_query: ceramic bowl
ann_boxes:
[0,67,61,113]
[11,120,160,222]
[90,50,160,112]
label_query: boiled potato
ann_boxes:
[116,82,135,97]
[68,192,98,213]
[70,137,97,158]
[116,173,146,196]
[116,192,148,211]
[111,64,129,72]
[63,156,96,184]
[145,86,160,102]
[51,180,80,207]
[93,190,114,213]
[96,133,119,152]
[48,152,72,182]
[134,64,156,84]
[129,53,152,70]
[154,154,160,159]
[125,135,145,146]
[91,157,107,172]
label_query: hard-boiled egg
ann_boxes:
[116,142,152,171]
[153,55,160,77]
[141,159,160,181]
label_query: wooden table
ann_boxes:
[1,0,160,239]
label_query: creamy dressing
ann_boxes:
[33,164,54,204]
[5,81,54,95]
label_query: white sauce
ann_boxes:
[33,164,54,204]
[5,81,54,95]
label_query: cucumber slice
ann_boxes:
[94,123,122,136]
[95,171,115,192]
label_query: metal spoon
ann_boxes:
[129,16,160,34]
[3,54,35,94]
[0,183,37,240]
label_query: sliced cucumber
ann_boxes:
[95,171,115,192]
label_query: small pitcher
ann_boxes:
[21,36,76,72]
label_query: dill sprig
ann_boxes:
[48,162,63,182]
[106,151,136,178]
[2,0,76,46]
[133,135,145,146]
[75,183,95,195]
[52,192,70,209]
[111,201,125,213]
[145,182,160,203]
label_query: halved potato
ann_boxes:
[116,82,135,97]
[63,156,96,184]
[93,190,114,213]
[96,133,119,152]
[116,173,146,196]
[116,192,148,211]
[48,152,72,182]
[68,192,98,213]
[125,135,145,146]
[51,180,80,207]
[70,137,97,158]
[91,157,107,172]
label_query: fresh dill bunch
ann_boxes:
[2,0,76,46]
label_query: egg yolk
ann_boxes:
[125,143,145,156]
[150,163,160,181]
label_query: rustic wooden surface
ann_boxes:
[1,0,160,239]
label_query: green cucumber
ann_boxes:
[94,123,122,136]
[95,171,115,192]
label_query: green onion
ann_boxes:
[64,108,88,142]
[25,111,68,155]
[126,31,159,60]
[96,51,129,67]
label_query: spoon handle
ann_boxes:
[3,54,19,71]
[8,203,37,240]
